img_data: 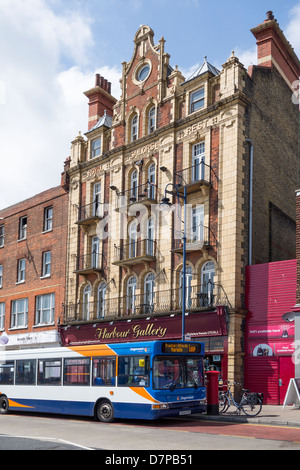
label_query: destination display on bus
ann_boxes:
[161,342,202,354]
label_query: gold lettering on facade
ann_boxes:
[177,117,219,141]
[95,323,167,341]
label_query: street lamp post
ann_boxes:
[160,183,187,341]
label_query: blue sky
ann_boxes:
[1,0,300,208]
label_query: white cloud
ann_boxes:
[285,2,300,56]
[0,0,121,209]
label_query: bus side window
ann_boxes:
[92,357,116,386]
[16,360,36,385]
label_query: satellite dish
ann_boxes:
[282,311,295,322]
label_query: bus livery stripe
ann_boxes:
[129,387,160,403]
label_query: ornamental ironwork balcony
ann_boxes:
[74,251,103,275]
[113,238,156,266]
[172,225,217,253]
[75,202,105,227]
[174,161,217,195]
[61,283,231,324]
[114,181,157,211]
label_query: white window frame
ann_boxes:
[126,276,137,314]
[19,216,27,240]
[190,87,205,113]
[148,106,156,134]
[131,114,138,141]
[44,206,53,232]
[0,225,4,247]
[35,293,55,325]
[91,137,101,159]
[192,142,205,181]
[11,298,28,329]
[17,258,26,283]
[0,302,5,330]
[42,251,51,277]
[0,265,2,288]
[97,282,106,318]
[130,169,138,200]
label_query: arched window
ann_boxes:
[144,273,155,313]
[148,106,156,134]
[128,220,137,258]
[131,114,138,142]
[147,162,155,200]
[97,282,106,318]
[82,284,91,320]
[201,261,215,306]
[130,169,138,201]
[179,265,193,308]
[126,276,137,315]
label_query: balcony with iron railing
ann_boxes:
[113,181,158,211]
[173,225,217,253]
[74,251,103,275]
[75,202,105,227]
[62,283,231,324]
[174,161,218,195]
[113,238,156,266]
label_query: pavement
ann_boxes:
[192,404,300,427]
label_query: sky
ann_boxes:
[1,0,300,209]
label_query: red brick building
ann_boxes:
[0,177,69,349]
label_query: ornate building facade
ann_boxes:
[60,12,300,384]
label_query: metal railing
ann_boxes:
[174,161,218,187]
[76,202,105,223]
[74,251,103,273]
[62,283,230,323]
[113,238,156,263]
[115,181,157,210]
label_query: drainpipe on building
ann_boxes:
[246,139,253,266]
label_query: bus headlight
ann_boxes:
[152,403,169,409]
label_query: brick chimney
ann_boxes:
[84,74,117,130]
[251,11,300,88]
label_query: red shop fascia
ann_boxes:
[59,306,228,378]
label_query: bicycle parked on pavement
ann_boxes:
[218,381,263,417]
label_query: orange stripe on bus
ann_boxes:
[129,387,160,403]
[8,399,34,409]
[68,345,117,357]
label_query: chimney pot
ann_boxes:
[266,11,274,21]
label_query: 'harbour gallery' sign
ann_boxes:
[60,307,227,346]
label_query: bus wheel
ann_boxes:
[96,400,114,423]
[0,396,9,414]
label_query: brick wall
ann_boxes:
[0,186,68,336]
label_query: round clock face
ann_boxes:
[137,64,150,82]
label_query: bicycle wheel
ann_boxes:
[241,397,262,417]
[218,392,229,413]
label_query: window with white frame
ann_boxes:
[35,293,55,325]
[148,106,156,134]
[130,169,138,201]
[191,205,204,243]
[190,87,204,113]
[91,137,101,159]
[0,265,2,288]
[126,276,137,315]
[19,216,27,240]
[131,114,138,141]
[179,265,193,308]
[42,251,51,277]
[0,225,4,247]
[0,302,5,330]
[11,298,28,328]
[97,282,106,318]
[144,273,155,313]
[17,258,26,283]
[192,142,205,181]
[44,206,53,232]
